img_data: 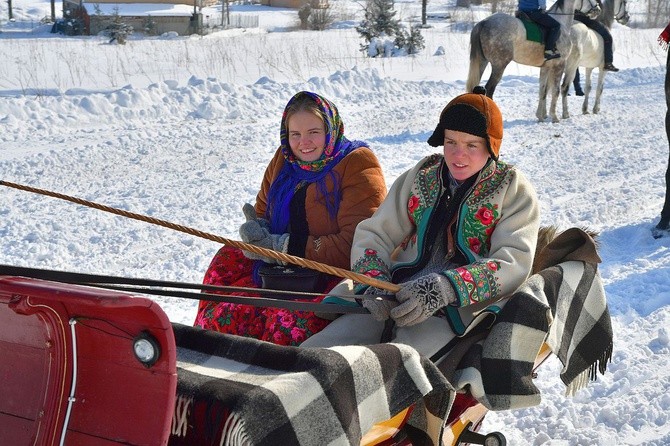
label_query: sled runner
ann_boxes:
[360,343,553,446]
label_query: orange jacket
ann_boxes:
[254,147,386,270]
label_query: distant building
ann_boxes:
[61,0,214,36]
[58,0,316,36]
[258,0,328,8]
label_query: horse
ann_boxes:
[560,0,630,118]
[466,0,601,123]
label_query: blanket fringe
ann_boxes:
[220,412,251,446]
[565,370,590,397]
[565,342,613,397]
[595,342,613,377]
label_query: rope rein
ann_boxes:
[0,180,400,293]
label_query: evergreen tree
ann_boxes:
[356,0,401,53]
[106,7,133,44]
[405,25,425,55]
[357,0,424,57]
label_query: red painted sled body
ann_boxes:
[0,275,540,446]
[0,276,177,446]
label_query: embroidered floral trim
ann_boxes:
[467,161,511,206]
[461,203,500,256]
[352,248,391,292]
[444,260,501,306]
[400,155,442,251]
[408,154,442,226]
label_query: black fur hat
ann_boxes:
[427,86,503,160]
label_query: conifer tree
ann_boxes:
[356,0,401,53]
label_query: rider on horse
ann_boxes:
[518,0,562,60]
[574,1,619,72]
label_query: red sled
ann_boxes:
[0,276,177,446]
[0,274,548,446]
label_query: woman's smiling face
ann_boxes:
[287,111,326,162]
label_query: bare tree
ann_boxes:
[643,0,670,28]
[221,0,230,27]
[421,0,427,26]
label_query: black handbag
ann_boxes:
[258,264,326,296]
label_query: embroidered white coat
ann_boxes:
[351,154,540,329]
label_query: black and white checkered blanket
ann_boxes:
[451,259,613,410]
[169,228,612,443]
[169,323,454,446]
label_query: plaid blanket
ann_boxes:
[450,259,613,410]
[169,323,454,446]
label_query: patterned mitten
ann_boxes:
[390,273,456,326]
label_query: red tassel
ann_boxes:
[659,22,670,51]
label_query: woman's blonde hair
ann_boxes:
[283,93,326,132]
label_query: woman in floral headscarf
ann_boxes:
[194,91,386,345]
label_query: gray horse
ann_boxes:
[560,0,631,118]
[466,0,600,123]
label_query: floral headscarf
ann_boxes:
[278,91,348,172]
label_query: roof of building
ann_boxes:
[83,2,196,17]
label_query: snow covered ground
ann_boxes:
[1,0,670,444]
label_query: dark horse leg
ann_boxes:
[573,69,584,96]
[657,48,670,232]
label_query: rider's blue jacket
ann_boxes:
[518,0,546,11]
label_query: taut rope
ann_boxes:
[1,180,400,293]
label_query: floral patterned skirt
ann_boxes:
[193,245,335,346]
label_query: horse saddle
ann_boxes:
[515,11,546,44]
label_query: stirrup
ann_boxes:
[544,50,560,60]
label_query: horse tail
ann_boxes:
[466,20,488,93]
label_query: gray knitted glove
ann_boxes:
[360,286,398,322]
[239,219,289,264]
[242,203,270,231]
[390,273,457,327]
